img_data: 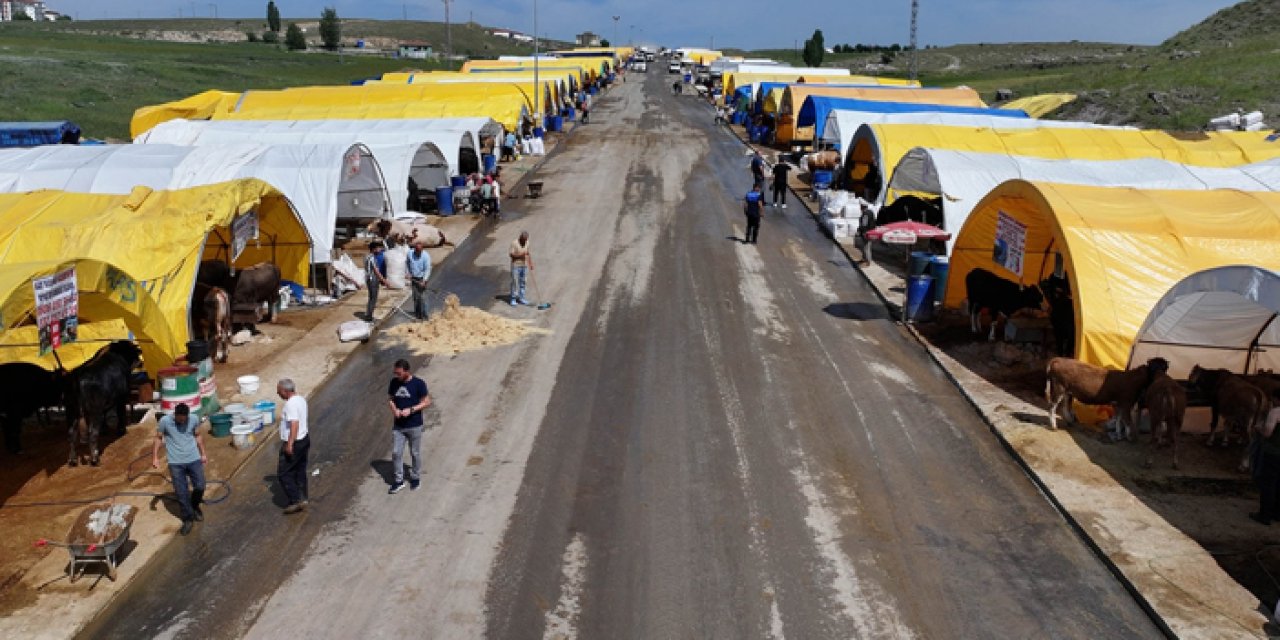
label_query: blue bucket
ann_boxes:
[906,274,935,322]
[588,86,598,95]
[813,170,833,189]
[910,251,934,276]
[450,175,466,188]
[565,106,575,121]
[549,115,564,132]
[748,127,762,143]
[482,153,497,174]
[435,186,453,215]
[930,256,950,302]
[533,127,545,138]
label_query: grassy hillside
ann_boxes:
[1163,0,1280,49]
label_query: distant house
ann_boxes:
[398,41,435,60]
[511,33,533,43]
[576,32,601,47]
[490,29,512,39]
[0,1,46,21]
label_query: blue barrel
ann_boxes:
[749,127,762,143]
[435,186,453,215]
[813,170,833,189]
[910,251,933,276]
[549,115,564,132]
[588,86,598,95]
[482,153,497,174]
[450,175,466,188]
[565,106,575,121]
[533,126,545,138]
[906,274,935,322]
[683,73,691,84]
[930,256,950,302]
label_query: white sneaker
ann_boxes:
[781,203,788,209]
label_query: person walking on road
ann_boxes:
[151,403,207,536]
[276,379,310,515]
[364,240,389,321]
[749,150,766,191]
[407,240,432,320]
[743,184,763,244]
[387,359,432,494]
[771,160,792,208]
[509,231,532,306]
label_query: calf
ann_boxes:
[66,341,141,467]
[0,363,63,456]
[229,262,282,324]
[1189,365,1272,449]
[192,284,231,363]
[965,268,1046,340]
[1045,357,1162,439]
[1143,371,1187,469]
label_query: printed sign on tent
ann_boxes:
[231,209,259,262]
[344,147,362,178]
[33,267,78,356]
[993,210,1027,277]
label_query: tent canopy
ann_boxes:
[776,86,987,144]
[136,118,484,209]
[381,70,579,107]
[848,124,1280,206]
[0,180,311,375]
[1130,266,1280,377]
[944,180,1280,370]
[1001,93,1078,118]
[821,108,1105,152]
[130,90,240,138]
[0,143,385,264]
[223,84,532,132]
[887,150,1280,252]
[805,98,1028,146]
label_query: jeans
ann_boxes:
[411,278,429,319]
[278,435,310,506]
[511,265,528,303]
[169,460,206,522]
[772,183,787,205]
[366,278,380,320]
[391,426,424,483]
[745,215,760,243]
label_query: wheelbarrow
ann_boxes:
[527,180,545,199]
[37,502,136,583]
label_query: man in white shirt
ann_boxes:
[276,378,310,514]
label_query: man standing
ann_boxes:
[509,231,532,306]
[364,240,389,321]
[749,150,766,191]
[387,359,432,494]
[276,379,310,515]
[406,240,432,320]
[771,160,792,209]
[502,129,517,162]
[743,184,763,245]
[152,403,207,536]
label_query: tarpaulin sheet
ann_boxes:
[223,84,532,132]
[775,86,987,143]
[130,90,239,138]
[1001,93,1078,118]
[805,98,1027,145]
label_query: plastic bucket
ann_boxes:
[549,115,564,132]
[435,186,454,215]
[906,274,935,322]
[910,251,934,276]
[185,340,209,364]
[450,175,466,188]
[749,127,762,143]
[231,424,256,450]
[254,400,276,425]
[812,170,834,186]
[482,153,497,174]
[222,402,246,416]
[565,106,575,121]
[236,375,260,395]
[159,366,199,398]
[241,410,264,433]
[533,127,545,138]
[930,256,950,302]
[209,413,234,438]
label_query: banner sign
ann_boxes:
[993,210,1027,277]
[231,210,259,262]
[33,267,78,355]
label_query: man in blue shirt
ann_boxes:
[364,240,389,321]
[387,358,431,493]
[743,184,763,244]
[406,240,432,320]
[151,404,207,536]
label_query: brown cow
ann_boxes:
[229,263,282,324]
[367,219,452,249]
[192,284,231,363]
[1143,371,1187,470]
[1189,366,1272,449]
[1045,357,1162,438]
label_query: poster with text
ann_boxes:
[33,267,78,356]
[993,210,1027,278]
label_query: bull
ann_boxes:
[0,363,64,456]
[192,284,231,363]
[964,268,1046,340]
[1143,366,1187,469]
[229,262,282,324]
[65,341,141,467]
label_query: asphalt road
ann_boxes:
[81,69,1162,639]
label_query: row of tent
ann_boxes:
[773,75,1280,378]
[0,47,637,375]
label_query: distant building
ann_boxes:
[490,29,512,39]
[576,32,601,47]
[0,1,46,21]
[511,33,533,43]
[398,40,435,60]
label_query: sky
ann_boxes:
[51,0,1242,50]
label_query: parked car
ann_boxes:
[632,61,648,72]
[668,61,681,74]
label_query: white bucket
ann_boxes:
[222,403,246,416]
[241,410,264,433]
[231,424,255,450]
[236,375,260,395]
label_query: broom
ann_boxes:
[530,269,552,310]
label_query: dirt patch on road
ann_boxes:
[381,294,548,356]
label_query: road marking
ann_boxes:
[543,533,588,640]
[868,362,911,386]
[733,224,789,339]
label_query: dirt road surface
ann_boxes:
[81,70,1162,639]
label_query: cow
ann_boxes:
[1244,373,1280,400]
[367,219,453,249]
[1041,273,1076,356]
[229,262,282,324]
[65,341,142,467]
[197,259,232,290]
[964,268,1046,340]
[0,363,63,456]
[1189,365,1272,449]
[1143,367,1187,469]
[1045,356,1164,438]
[192,284,231,363]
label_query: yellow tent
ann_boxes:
[775,86,987,143]
[462,58,613,80]
[0,180,312,375]
[847,124,1280,201]
[1001,93,1077,118]
[130,90,239,139]
[944,180,1280,369]
[377,70,576,113]
[221,84,534,132]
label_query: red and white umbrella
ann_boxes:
[864,220,951,244]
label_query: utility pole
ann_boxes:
[909,0,920,82]
[443,0,453,63]
[534,0,540,127]
[208,3,217,19]
[402,3,407,20]
[611,15,619,46]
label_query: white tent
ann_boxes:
[886,150,1280,252]
[135,118,495,207]
[0,143,392,263]
[821,109,1113,154]
[733,65,850,76]
[1130,266,1280,377]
